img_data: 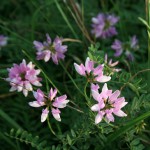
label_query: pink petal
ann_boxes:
[28,101,45,107]
[51,108,61,121]
[95,112,104,124]
[25,82,33,91]
[91,83,100,91]
[53,99,69,108]
[92,18,99,24]
[56,94,67,101]
[109,90,120,102]
[44,51,51,62]
[102,83,108,92]
[91,104,100,111]
[49,88,57,101]
[113,110,127,117]
[10,86,17,92]
[74,63,86,76]
[46,33,51,44]
[93,65,103,76]
[105,113,114,123]
[23,89,28,97]
[41,108,49,122]
[91,90,100,101]
[96,75,111,83]
[85,57,94,73]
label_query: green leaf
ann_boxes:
[131,139,140,146]
[67,134,72,145]
[128,83,139,96]
[105,111,150,147]
[71,129,76,137]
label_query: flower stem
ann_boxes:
[47,116,56,136]
[60,61,84,97]
[145,0,150,90]
[67,105,84,113]
[84,81,88,101]
[62,38,82,43]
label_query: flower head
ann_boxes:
[0,35,8,48]
[91,83,127,124]
[104,54,121,73]
[74,57,111,83]
[6,59,42,97]
[33,34,67,64]
[111,35,139,61]
[29,88,69,122]
[91,13,119,39]
[111,39,123,57]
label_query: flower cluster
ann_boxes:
[33,34,67,64]
[0,35,8,48]
[74,56,127,124]
[29,88,69,122]
[74,57,111,83]
[91,13,119,39]
[104,54,121,74]
[91,83,127,124]
[111,35,139,61]
[6,59,42,97]
[5,15,128,125]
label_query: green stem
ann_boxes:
[84,81,89,102]
[55,0,78,39]
[59,61,84,97]
[47,116,56,136]
[0,109,22,129]
[0,132,17,149]
[145,0,150,90]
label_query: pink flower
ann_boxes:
[6,59,42,97]
[0,35,8,47]
[91,83,127,124]
[91,13,119,39]
[33,34,67,65]
[74,57,111,83]
[104,54,121,73]
[29,89,45,107]
[29,88,69,122]
[111,35,139,61]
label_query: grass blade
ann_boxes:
[105,111,150,145]
[0,109,21,129]
[55,0,78,39]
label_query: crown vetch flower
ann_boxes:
[91,83,100,92]
[111,35,139,61]
[0,35,8,48]
[33,34,67,64]
[104,54,121,73]
[91,83,127,124]
[91,13,119,39]
[74,57,111,83]
[6,59,42,97]
[29,88,69,122]
[111,39,123,57]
